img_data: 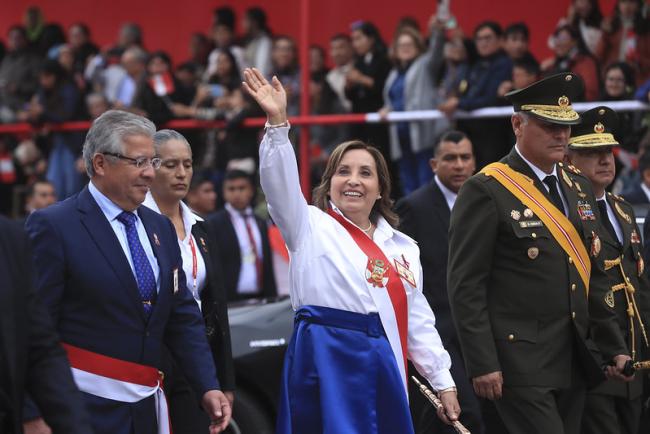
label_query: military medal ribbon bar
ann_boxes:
[481,163,591,293]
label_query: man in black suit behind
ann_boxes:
[621,151,650,205]
[0,215,92,434]
[396,130,485,434]
[208,170,277,301]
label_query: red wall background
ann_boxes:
[3,0,617,65]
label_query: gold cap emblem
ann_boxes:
[594,122,605,134]
[565,75,572,81]
[598,108,605,115]
[558,95,570,107]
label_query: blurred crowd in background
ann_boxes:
[1,0,650,219]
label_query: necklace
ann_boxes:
[360,221,373,233]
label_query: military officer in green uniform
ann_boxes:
[448,73,631,434]
[565,106,650,434]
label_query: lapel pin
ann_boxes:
[511,210,521,221]
[153,233,160,246]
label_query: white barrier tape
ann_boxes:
[365,100,649,123]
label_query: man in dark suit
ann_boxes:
[396,130,484,434]
[0,216,92,434]
[208,170,277,301]
[621,152,650,205]
[25,110,231,434]
[448,74,628,434]
[566,106,650,434]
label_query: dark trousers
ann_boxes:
[167,371,210,434]
[581,393,641,434]
[495,378,586,434]
[413,343,485,434]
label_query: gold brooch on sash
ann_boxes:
[394,256,416,287]
[591,231,601,257]
[562,170,573,188]
[631,230,641,244]
[366,258,389,288]
[615,202,632,224]
[604,290,615,308]
[511,210,521,220]
[527,247,539,260]
[523,208,534,218]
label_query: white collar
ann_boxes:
[88,180,131,221]
[328,200,394,241]
[514,144,559,182]
[142,191,203,241]
[434,175,457,210]
[225,202,254,218]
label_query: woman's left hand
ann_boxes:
[436,390,461,425]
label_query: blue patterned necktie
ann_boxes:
[117,211,157,317]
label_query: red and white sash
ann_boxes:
[62,343,171,434]
[326,209,409,384]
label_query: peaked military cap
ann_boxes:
[568,106,619,149]
[505,73,584,125]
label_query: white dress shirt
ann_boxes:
[597,193,624,244]
[515,145,569,214]
[225,203,263,295]
[434,175,458,211]
[88,181,160,291]
[142,192,207,308]
[259,126,454,392]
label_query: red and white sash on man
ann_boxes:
[62,343,171,434]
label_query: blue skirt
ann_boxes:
[276,305,414,434]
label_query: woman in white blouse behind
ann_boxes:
[143,130,235,434]
[243,67,460,434]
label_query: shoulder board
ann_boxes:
[565,164,581,175]
[607,192,626,202]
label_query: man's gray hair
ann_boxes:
[152,129,192,155]
[516,111,530,124]
[122,46,148,64]
[82,110,156,177]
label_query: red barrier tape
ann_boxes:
[0,113,369,135]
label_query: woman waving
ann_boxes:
[243,67,459,434]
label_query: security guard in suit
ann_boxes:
[565,106,650,434]
[448,74,629,434]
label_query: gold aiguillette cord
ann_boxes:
[411,376,471,434]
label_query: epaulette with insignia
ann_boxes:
[565,164,581,174]
[608,192,625,202]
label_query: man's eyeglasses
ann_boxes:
[103,152,162,170]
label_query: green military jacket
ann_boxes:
[590,193,650,398]
[448,148,626,388]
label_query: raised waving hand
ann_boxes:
[242,68,288,125]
